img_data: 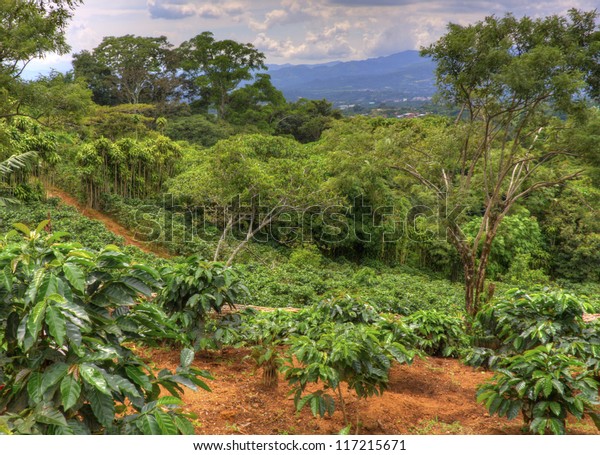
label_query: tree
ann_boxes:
[74,35,178,106]
[167,134,338,265]
[177,32,267,119]
[0,0,81,116]
[407,10,600,316]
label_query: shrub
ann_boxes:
[0,223,210,434]
[404,310,468,357]
[476,344,600,435]
[282,322,414,424]
[156,254,249,347]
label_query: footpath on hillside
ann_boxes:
[45,186,172,258]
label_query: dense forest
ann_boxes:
[1,0,599,436]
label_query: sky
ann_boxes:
[23,0,598,78]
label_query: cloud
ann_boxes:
[249,1,319,31]
[147,0,245,20]
[254,22,356,60]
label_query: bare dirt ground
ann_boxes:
[140,346,600,436]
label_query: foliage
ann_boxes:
[283,322,414,423]
[0,0,79,83]
[476,344,600,435]
[73,35,178,106]
[177,31,266,119]
[416,10,600,314]
[474,289,590,356]
[404,310,468,358]
[0,223,210,434]
[76,134,182,208]
[156,254,249,347]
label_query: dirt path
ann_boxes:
[45,186,171,258]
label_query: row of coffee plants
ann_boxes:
[184,291,600,434]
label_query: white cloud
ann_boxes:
[254,22,356,60]
[147,0,245,20]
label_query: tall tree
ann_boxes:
[177,32,267,119]
[74,35,178,106]
[407,10,600,316]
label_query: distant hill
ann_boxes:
[266,50,437,106]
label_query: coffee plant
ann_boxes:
[283,322,415,423]
[476,344,600,435]
[0,223,211,434]
[404,310,468,358]
[156,254,249,347]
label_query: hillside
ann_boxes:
[267,50,436,105]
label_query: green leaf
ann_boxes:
[122,276,153,297]
[548,418,565,435]
[88,387,115,427]
[27,372,43,403]
[26,300,47,341]
[125,366,153,391]
[36,406,67,427]
[154,410,178,435]
[65,320,82,347]
[506,401,521,420]
[180,348,194,369]
[338,424,352,435]
[156,396,183,407]
[12,222,31,236]
[60,375,81,411]
[45,306,66,346]
[549,402,562,417]
[174,416,195,435]
[63,263,85,293]
[41,363,68,394]
[95,283,135,306]
[80,364,110,395]
[137,414,160,435]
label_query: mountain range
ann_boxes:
[266,50,437,106]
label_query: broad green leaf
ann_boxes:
[156,396,183,407]
[45,306,66,346]
[95,283,135,306]
[502,400,520,422]
[174,416,195,435]
[27,372,43,403]
[548,418,565,435]
[60,375,81,411]
[63,263,85,293]
[26,300,47,341]
[88,388,115,427]
[65,320,82,347]
[180,348,194,369]
[34,220,50,235]
[41,363,68,394]
[37,274,58,303]
[125,366,153,391]
[549,402,562,417]
[105,375,140,398]
[122,276,153,297]
[12,222,31,236]
[36,406,67,427]
[154,410,178,435]
[137,414,160,435]
[80,364,110,395]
